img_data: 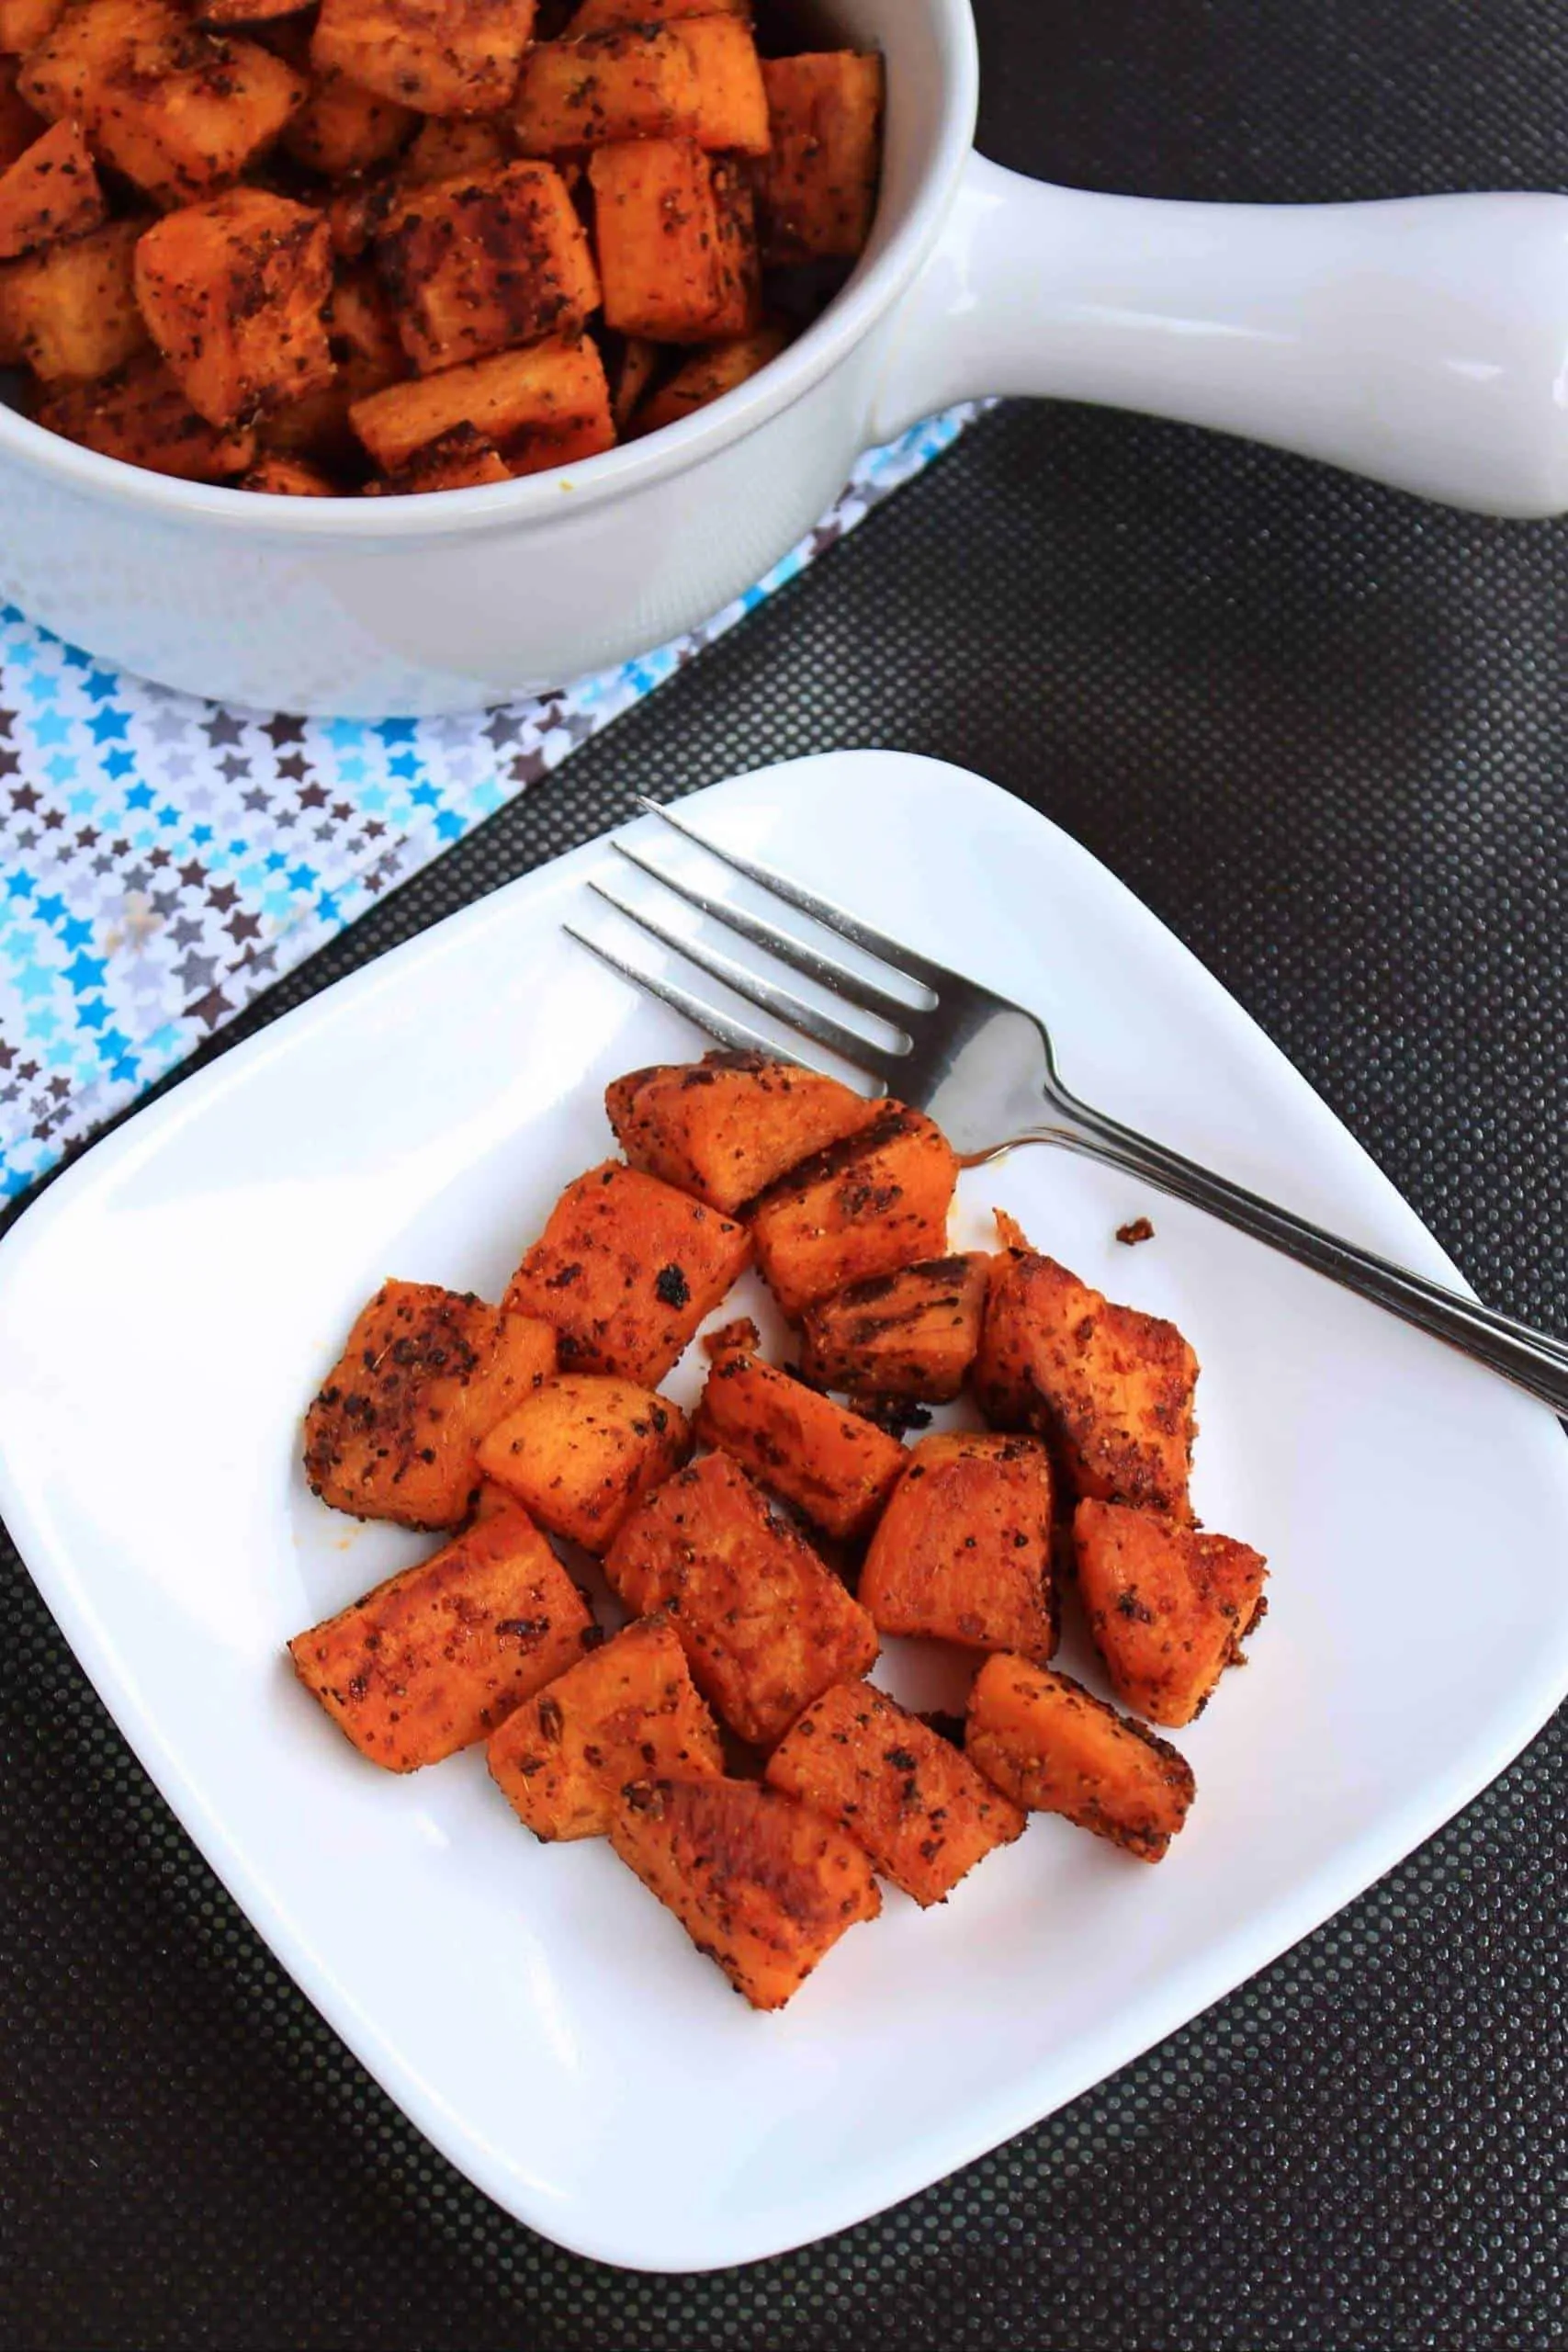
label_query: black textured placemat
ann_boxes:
[5,3,1567,2346]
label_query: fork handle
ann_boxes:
[1011,1106,1568,1415]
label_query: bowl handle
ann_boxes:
[871,150,1568,516]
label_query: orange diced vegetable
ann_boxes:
[799,1252,989,1404]
[860,1431,1057,1660]
[750,1103,959,1318]
[966,1656,1195,1862]
[0,119,103,265]
[135,188,334,428]
[588,138,755,342]
[604,1449,878,1747]
[288,1498,597,1770]
[694,1329,905,1542]
[35,352,255,474]
[303,1278,557,1529]
[475,1373,691,1552]
[374,159,598,375]
[0,215,148,381]
[348,330,609,471]
[757,51,882,262]
[974,1238,1199,1520]
[605,1052,881,1216]
[513,24,698,153]
[503,1158,751,1385]
[609,1773,879,2007]
[632,322,785,434]
[312,0,536,118]
[765,1680,1025,1905]
[488,1611,722,1839]
[1073,1498,1268,1728]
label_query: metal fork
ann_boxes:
[565,797,1568,1416]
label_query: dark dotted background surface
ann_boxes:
[5,3,1567,2345]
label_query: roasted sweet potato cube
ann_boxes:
[567,0,750,28]
[588,138,755,342]
[304,1278,557,1529]
[605,1050,881,1216]
[0,65,47,177]
[312,0,536,118]
[860,1431,1056,1660]
[347,330,609,470]
[503,1159,751,1385]
[367,420,512,491]
[240,450,336,492]
[87,23,305,206]
[1074,1499,1268,1728]
[604,1450,878,1747]
[401,112,512,185]
[513,24,697,153]
[677,14,768,153]
[694,1335,904,1543]
[609,1773,879,2008]
[476,1373,691,1552]
[283,61,415,177]
[765,1679,1025,1905]
[966,1656,1195,1862]
[35,353,255,474]
[374,159,598,375]
[0,120,103,266]
[0,0,69,55]
[0,216,149,381]
[758,51,883,264]
[288,1500,597,1770]
[750,1104,959,1319]
[488,1611,722,1839]
[974,1241,1200,1520]
[633,321,785,434]
[800,1253,989,1404]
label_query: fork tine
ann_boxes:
[564,923,799,1061]
[634,796,951,993]
[612,837,918,1031]
[586,878,892,1080]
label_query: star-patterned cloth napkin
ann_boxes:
[0,408,975,1202]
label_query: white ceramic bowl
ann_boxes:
[3,0,1567,716]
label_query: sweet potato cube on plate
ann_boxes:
[503,1159,750,1385]
[401,113,512,185]
[800,1252,989,1404]
[1074,1498,1268,1728]
[604,1450,878,1747]
[86,23,305,206]
[513,25,698,153]
[609,1773,879,2009]
[35,353,255,475]
[488,1611,721,1839]
[0,216,149,382]
[678,14,768,153]
[606,1051,879,1215]
[765,1680,1025,1905]
[312,0,536,117]
[632,322,786,435]
[567,0,750,28]
[860,1431,1056,1660]
[694,1331,904,1543]
[367,421,512,492]
[135,189,333,429]
[588,139,756,342]
[0,65,47,177]
[283,62,415,178]
[304,1278,557,1529]
[0,120,103,266]
[476,1373,691,1552]
[966,1656,1194,1861]
[288,1499,596,1770]
[974,1240,1199,1519]
[348,331,610,472]
[750,1103,958,1319]
[374,160,598,375]
[758,51,883,264]
[240,451,336,492]
[0,0,69,56]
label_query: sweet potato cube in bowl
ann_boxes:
[860,1431,1057,1661]
[605,1050,879,1216]
[694,1329,904,1543]
[36,353,256,477]
[604,1450,878,1747]
[374,160,598,377]
[348,332,611,474]
[0,215,148,383]
[750,1104,959,1319]
[765,1680,1025,1907]
[312,0,536,118]
[304,1279,557,1530]
[589,140,758,343]
[288,1499,597,1770]
[758,51,883,264]
[1074,1499,1268,1728]
[966,1657,1195,1863]
[799,1252,989,1405]
[475,1373,691,1552]
[609,1774,879,2009]
[974,1239,1200,1520]
[0,120,104,266]
[513,25,699,153]
[135,189,333,430]
[503,1159,750,1385]
[488,1611,721,1840]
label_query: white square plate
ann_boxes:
[3,751,1565,2274]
